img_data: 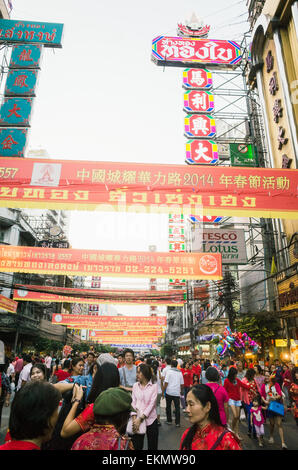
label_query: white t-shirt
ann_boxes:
[164,368,184,396]
[17,363,32,390]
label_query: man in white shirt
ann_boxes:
[162,359,184,427]
[17,354,32,391]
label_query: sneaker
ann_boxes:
[176,424,180,427]
[157,421,162,426]
[259,442,263,447]
[166,421,172,425]
[268,437,274,444]
[282,444,288,450]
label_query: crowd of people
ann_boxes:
[0,349,297,451]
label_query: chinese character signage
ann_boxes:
[0,128,27,157]
[5,69,39,96]
[0,245,223,280]
[10,44,43,68]
[185,139,218,164]
[152,36,242,67]
[0,157,297,219]
[183,68,213,89]
[0,19,64,47]
[183,90,215,113]
[0,98,33,127]
[184,114,216,138]
[230,143,258,167]
[0,294,18,313]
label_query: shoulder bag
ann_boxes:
[210,429,229,450]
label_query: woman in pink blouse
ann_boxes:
[129,363,158,450]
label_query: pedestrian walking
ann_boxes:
[181,362,193,412]
[260,371,287,449]
[0,381,61,450]
[162,359,184,427]
[53,359,71,382]
[16,354,32,391]
[71,387,134,450]
[44,352,52,381]
[151,360,163,425]
[289,366,298,426]
[224,366,250,440]
[250,395,266,447]
[180,384,241,450]
[119,348,137,393]
[128,363,158,450]
[13,355,23,387]
[0,362,11,429]
[205,366,229,427]
[240,368,259,438]
[282,362,294,410]
[253,364,265,393]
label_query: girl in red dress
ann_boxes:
[180,384,242,450]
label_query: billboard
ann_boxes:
[52,314,167,330]
[192,228,247,264]
[0,19,64,47]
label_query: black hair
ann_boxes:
[181,385,222,450]
[252,394,262,406]
[138,363,156,383]
[30,363,47,379]
[63,359,71,370]
[88,361,98,376]
[245,368,256,381]
[22,353,32,363]
[123,348,134,358]
[255,365,263,374]
[203,360,211,371]
[9,381,61,440]
[87,362,120,404]
[165,357,171,364]
[87,351,96,358]
[205,366,220,383]
[227,367,237,382]
[70,357,84,373]
[171,359,178,368]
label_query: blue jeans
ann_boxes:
[244,402,256,436]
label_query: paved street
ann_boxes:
[1,393,297,450]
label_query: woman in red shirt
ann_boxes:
[0,381,61,450]
[180,384,241,450]
[224,367,250,440]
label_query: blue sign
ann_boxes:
[0,128,28,157]
[10,45,42,69]
[0,98,33,127]
[5,69,38,96]
[0,19,64,48]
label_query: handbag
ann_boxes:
[126,411,146,435]
[268,400,285,416]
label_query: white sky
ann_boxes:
[7,0,250,315]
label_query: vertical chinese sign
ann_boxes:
[0,20,64,157]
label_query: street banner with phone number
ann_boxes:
[0,157,296,219]
[0,245,222,280]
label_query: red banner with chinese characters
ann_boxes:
[0,294,18,313]
[0,157,296,219]
[51,314,167,330]
[13,285,186,305]
[0,246,222,280]
[89,330,163,339]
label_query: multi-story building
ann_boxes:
[247,0,298,360]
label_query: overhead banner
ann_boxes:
[152,37,242,67]
[51,314,167,330]
[89,330,163,339]
[0,157,297,219]
[0,294,18,313]
[13,286,186,306]
[0,245,222,280]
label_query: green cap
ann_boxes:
[93,387,135,416]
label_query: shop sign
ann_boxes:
[185,139,218,164]
[182,68,213,89]
[278,274,298,311]
[189,215,223,224]
[184,114,216,138]
[0,128,28,157]
[230,143,258,167]
[5,69,39,96]
[0,19,64,47]
[192,228,247,264]
[183,90,215,113]
[152,36,242,67]
[0,97,33,127]
[9,44,43,69]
